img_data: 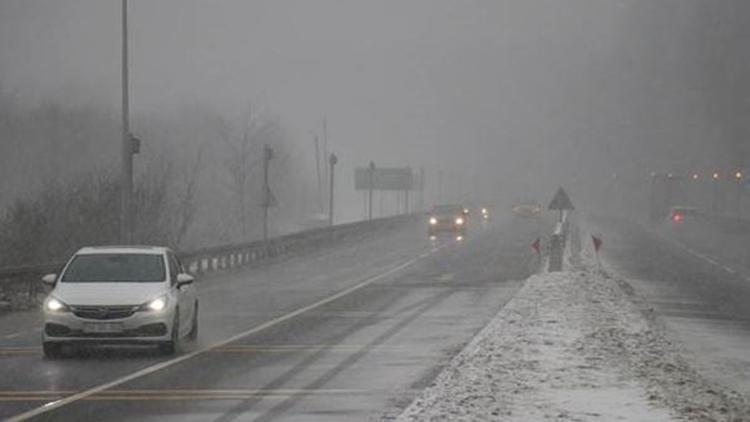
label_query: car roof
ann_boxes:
[431,204,464,212]
[75,245,170,255]
[669,206,697,211]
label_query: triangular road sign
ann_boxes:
[548,187,574,211]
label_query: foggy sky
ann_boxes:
[1,0,747,219]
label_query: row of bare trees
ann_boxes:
[0,95,313,267]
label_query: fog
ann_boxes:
[1,0,749,259]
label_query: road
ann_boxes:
[0,214,542,421]
[590,214,750,398]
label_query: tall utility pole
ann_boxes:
[735,171,743,217]
[322,119,329,207]
[649,172,657,223]
[368,161,375,220]
[329,153,338,226]
[120,0,133,244]
[712,172,720,213]
[419,167,425,212]
[314,134,323,213]
[262,144,274,241]
[437,169,444,204]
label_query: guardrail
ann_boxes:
[695,211,750,234]
[0,214,419,311]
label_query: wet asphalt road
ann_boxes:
[0,215,542,421]
[590,214,750,397]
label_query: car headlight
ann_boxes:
[138,296,168,312]
[45,297,70,312]
[429,217,438,225]
[481,208,488,214]
[455,217,464,225]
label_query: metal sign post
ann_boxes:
[262,144,274,241]
[368,161,375,220]
[329,153,338,226]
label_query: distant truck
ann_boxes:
[512,202,541,218]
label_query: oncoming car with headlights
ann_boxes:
[428,204,468,237]
[40,246,198,358]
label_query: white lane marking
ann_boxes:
[4,333,21,339]
[7,253,429,422]
[658,232,744,278]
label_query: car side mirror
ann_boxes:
[41,273,57,285]
[176,273,194,287]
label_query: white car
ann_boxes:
[41,246,198,358]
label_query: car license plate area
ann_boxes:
[83,322,123,334]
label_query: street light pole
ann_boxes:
[712,172,720,213]
[262,144,274,241]
[735,171,743,217]
[368,161,375,220]
[438,169,444,204]
[120,0,133,244]
[419,167,425,212]
[329,153,337,226]
[649,172,657,223]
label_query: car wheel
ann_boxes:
[159,313,179,355]
[43,342,63,359]
[187,302,198,341]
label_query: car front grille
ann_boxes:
[44,322,167,338]
[71,305,137,320]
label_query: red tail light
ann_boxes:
[672,213,683,222]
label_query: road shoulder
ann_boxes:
[395,219,750,421]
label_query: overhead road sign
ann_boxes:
[355,167,414,191]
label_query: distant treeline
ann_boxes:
[0,96,318,267]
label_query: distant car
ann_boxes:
[667,206,698,224]
[512,203,541,217]
[478,206,491,220]
[40,246,199,358]
[428,205,468,237]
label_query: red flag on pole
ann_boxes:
[532,237,541,254]
[592,235,602,252]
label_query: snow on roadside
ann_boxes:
[395,269,675,421]
[394,219,750,422]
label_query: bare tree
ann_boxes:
[218,106,281,240]
[171,145,205,249]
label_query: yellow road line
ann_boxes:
[6,251,432,422]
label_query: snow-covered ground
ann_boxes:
[395,220,750,421]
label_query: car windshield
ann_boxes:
[61,254,166,282]
[672,207,697,216]
[431,205,463,215]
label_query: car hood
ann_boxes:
[52,282,168,306]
